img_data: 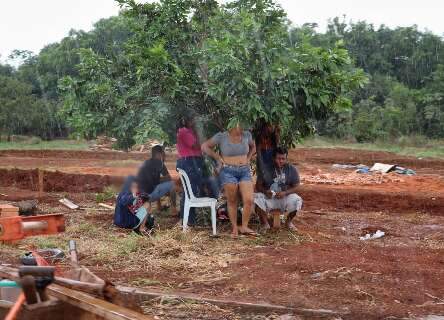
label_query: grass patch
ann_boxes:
[28,236,67,249]
[130,278,162,287]
[0,139,89,150]
[2,203,307,286]
[95,186,118,203]
[301,136,444,159]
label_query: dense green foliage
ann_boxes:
[59,0,365,149]
[1,1,443,146]
[304,19,444,141]
[0,15,133,141]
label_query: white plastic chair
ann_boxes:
[177,168,217,235]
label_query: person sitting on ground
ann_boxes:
[254,146,303,231]
[137,145,176,212]
[201,121,257,238]
[114,176,154,235]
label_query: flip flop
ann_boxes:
[239,230,260,237]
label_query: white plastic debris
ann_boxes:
[370,163,396,173]
[359,230,385,241]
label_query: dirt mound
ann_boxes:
[0,168,123,193]
[290,147,444,170]
[0,150,147,161]
[3,147,443,170]
[1,168,442,215]
[299,184,444,215]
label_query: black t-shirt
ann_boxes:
[261,163,300,192]
[137,159,169,194]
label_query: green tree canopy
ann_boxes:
[60,0,366,148]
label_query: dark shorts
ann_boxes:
[219,165,252,185]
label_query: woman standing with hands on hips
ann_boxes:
[201,122,256,238]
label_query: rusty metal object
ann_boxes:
[0,214,65,242]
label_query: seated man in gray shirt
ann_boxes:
[254,147,303,231]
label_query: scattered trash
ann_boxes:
[356,167,370,174]
[394,166,416,175]
[17,199,38,216]
[89,135,117,151]
[21,249,65,265]
[360,230,385,241]
[59,198,80,210]
[351,163,416,176]
[98,203,115,210]
[370,163,396,173]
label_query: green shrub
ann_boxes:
[95,186,117,203]
[28,137,42,145]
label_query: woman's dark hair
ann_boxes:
[273,146,288,158]
[176,114,194,132]
[151,145,164,158]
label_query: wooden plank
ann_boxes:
[272,210,281,229]
[45,285,152,320]
[98,203,115,210]
[118,286,341,317]
[38,169,44,199]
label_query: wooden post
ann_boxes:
[272,210,281,229]
[38,169,44,199]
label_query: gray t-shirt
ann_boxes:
[211,131,253,157]
[261,164,300,192]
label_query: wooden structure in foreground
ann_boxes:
[0,266,152,320]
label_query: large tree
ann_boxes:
[60,0,366,148]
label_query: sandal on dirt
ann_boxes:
[133,228,153,237]
[239,230,260,237]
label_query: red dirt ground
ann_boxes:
[0,148,443,318]
[0,148,442,214]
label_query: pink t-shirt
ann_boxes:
[177,127,202,158]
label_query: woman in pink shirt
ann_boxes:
[176,115,204,225]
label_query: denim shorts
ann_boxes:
[219,165,252,185]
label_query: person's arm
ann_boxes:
[118,192,136,207]
[245,131,256,162]
[159,164,171,182]
[201,134,224,164]
[256,174,273,198]
[276,184,298,199]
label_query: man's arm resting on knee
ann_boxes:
[276,184,299,199]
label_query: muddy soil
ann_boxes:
[290,147,444,172]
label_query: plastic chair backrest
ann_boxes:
[177,168,195,200]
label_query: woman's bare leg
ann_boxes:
[238,181,255,234]
[224,183,239,238]
[138,202,152,232]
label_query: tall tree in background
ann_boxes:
[60,0,366,148]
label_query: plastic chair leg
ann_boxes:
[211,204,217,236]
[183,202,190,232]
